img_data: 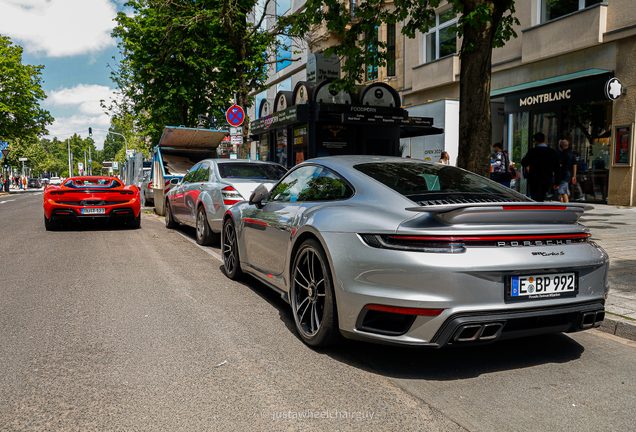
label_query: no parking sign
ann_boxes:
[226,105,245,127]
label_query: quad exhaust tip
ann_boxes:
[580,311,604,330]
[453,322,504,343]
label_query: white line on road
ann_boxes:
[0,199,16,204]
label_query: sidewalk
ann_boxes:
[580,204,636,340]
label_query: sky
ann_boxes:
[0,0,131,149]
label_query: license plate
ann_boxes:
[508,272,577,301]
[81,208,105,215]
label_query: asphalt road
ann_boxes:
[1,191,635,431]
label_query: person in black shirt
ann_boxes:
[521,132,560,202]
[557,140,577,203]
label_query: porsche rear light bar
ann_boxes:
[364,304,444,316]
[359,233,590,253]
[222,186,243,206]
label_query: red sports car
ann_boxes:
[43,176,141,230]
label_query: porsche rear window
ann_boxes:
[217,163,286,180]
[353,162,530,202]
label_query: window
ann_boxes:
[366,26,378,81]
[254,0,267,31]
[540,0,601,23]
[183,163,201,183]
[386,23,396,77]
[255,90,267,119]
[193,162,210,182]
[276,34,291,72]
[349,0,356,17]
[217,163,286,180]
[276,0,291,16]
[277,77,292,93]
[424,9,457,63]
[270,166,353,202]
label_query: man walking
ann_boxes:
[521,132,560,202]
[557,140,577,203]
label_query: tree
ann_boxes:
[282,0,519,177]
[0,35,54,141]
[110,0,300,146]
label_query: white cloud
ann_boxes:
[0,0,118,57]
[43,83,116,149]
[46,84,115,116]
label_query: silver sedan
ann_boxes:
[221,156,609,348]
[165,159,287,245]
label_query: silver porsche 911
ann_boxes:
[221,156,609,348]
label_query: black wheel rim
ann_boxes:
[292,247,326,337]
[223,222,236,273]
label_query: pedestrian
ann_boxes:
[22,176,27,190]
[490,143,512,187]
[439,151,450,165]
[557,139,577,203]
[521,132,560,202]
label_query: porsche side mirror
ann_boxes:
[249,184,269,208]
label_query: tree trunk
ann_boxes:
[457,0,508,177]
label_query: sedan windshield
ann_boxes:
[217,163,286,180]
[354,162,531,203]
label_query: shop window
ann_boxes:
[387,23,396,77]
[540,0,601,23]
[276,0,291,16]
[424,8,457,63]
[366,26,379,81]
[276,34,291,72]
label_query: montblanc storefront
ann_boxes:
[494,70,623,203]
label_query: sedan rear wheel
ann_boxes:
[290,239,338,347]
[165,200,178,228]
[196,206,213,245]
[222,218,243,280]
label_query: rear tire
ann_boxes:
[165,200,178,228]
[44,214,55,231]
[196,206,213,245]
[290,239,339,347]
[130,213,141,229]
[222,218,243,280]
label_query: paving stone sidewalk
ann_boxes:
[580,204,636,340]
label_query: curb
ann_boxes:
[598,314,636,342]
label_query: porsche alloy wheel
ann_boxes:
[290,239,338,347]
[222,218,242,280]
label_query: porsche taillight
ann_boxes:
[222,186,243,207]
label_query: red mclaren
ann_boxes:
[43,176,141,230]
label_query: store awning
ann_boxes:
[490,69,612,98]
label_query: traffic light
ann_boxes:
[88,127,93,137]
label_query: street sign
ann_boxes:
[126,150,135,159]
[231,135,243,145]
[226,104,245,127]
[230,127,243,135]
[78,162,84,170]
[18,157,28,161]
[1,149,8,158]
[113,162,119,169]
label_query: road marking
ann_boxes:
[0,199,16,204]
[174,230,223,263]
[146,212,224,263]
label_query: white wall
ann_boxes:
[404,99,459,165]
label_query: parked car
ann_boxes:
[49,177,62,186]
[165,159,287,245]
[220,156,609,348]
[141,173,154,206]
[43,176,141,230]
[27,177,41,188]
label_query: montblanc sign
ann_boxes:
[519,89,571,107]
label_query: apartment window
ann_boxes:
[255,90,267,119]
[255,0,267,32]
[541,0,601,23]
[386,23,396,77]
[349,0,357,17]
[277,0,291,16]
[276,34,291,72]
[424,8,457,63]
[277,77,292,93]
[366,26,378,81]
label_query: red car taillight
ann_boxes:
[222,186,244,206]
[148,182,153,189]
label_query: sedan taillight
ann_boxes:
[222,186,244,206]
[148,182,153,189]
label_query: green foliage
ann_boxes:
[0,35,54,141]
[282,0,518,92]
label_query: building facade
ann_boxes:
[249,0,636,205]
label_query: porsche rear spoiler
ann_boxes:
[404,202,594,224]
